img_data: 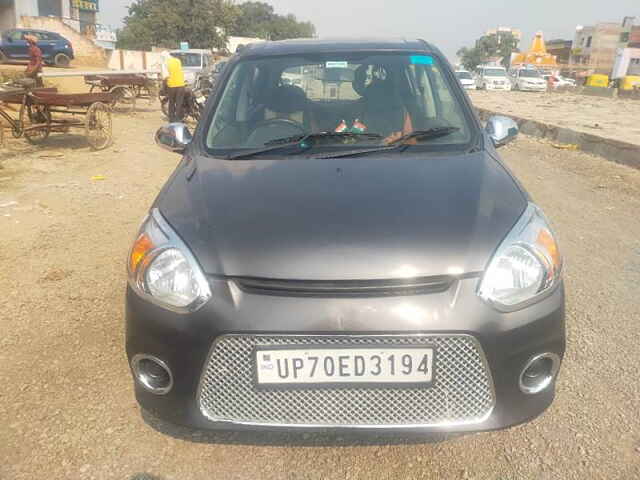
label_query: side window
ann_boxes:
[207,63,246,145]
[408,64,436,119]
[9,31,24,41]
[428,65,456,118]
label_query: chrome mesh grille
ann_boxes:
[198,335,494,427]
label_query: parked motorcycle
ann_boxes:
[159,83,206,122]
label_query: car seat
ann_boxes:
[351,66,412,138]
[263,84,315,130]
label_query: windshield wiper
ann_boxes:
[226,132,382,160]
[385,126,461,146]
[312,126,460,159]
[265,131,382,146]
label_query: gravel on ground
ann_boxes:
[468,90,640,146]
[1,108,639,480]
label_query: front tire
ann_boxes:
[160,97,169,118]
[53,53,71,68]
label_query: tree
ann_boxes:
[457,32,520,70]
[457,46,484,72]
[116,0,237,51]
[231,2,315,41]
[116,0,316,51]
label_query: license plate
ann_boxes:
[254,346,435,387]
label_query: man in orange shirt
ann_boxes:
[24,35,43,87]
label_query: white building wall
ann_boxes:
[16,0,38,18]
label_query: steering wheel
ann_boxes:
[246,118,307,146]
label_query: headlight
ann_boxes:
[128,209,211,312]
[478,203,562,311]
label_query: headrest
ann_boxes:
[266,85,308,114]
[362,80,403,111]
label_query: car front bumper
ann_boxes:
[486,84,511,91]
[125,276,565,433]
[519,84,547,92]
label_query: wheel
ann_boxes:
[110,86,136,114]
[23,104,51,145]
[53,53,71,68]
[85,102,112,150]
[160,96,169,118]
[146,81,160,101]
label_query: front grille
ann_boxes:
[198,334,495,427]
[233,276,454,297]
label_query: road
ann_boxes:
[1,110,639,480]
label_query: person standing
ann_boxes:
[24,35,43,87]
[161,51,186,122]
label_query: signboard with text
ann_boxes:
[71,0,99,12]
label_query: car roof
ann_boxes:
[12,28,61,35]
[238,38,435,57]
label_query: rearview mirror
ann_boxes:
[155,123,192,153]
[485,115,518,148]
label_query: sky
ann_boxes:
[100,0,639,61]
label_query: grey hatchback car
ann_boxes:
[126,38,565,433]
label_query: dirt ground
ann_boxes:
[1,107,640,480]
[468,90,640,146]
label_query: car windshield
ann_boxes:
[484,69,506,77]
[206,53,473,155]
[171,53,202,67]
[520,70,541,78]
[456,71,473,80]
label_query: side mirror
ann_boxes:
[485,115,518,148]
[155,123,192,153]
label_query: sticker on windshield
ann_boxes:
[326,61,349,69]
[410,55,434,65]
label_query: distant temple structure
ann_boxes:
[511,32,558,69]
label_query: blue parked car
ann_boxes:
[0,28,74,67]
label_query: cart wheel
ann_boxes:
[146,81,160,101]
[23,104,51,145]
[110,86,136,114]
[85,102,112,150]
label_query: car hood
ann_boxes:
[157,151,527,279]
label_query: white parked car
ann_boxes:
[169,49,215,87]
[475,66,511,91]
[555,76,576,88]
[455,70,476,89]
[511,69,548,92]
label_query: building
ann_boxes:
[485,27,522,49]
[630,27,640,48]
[546,39,572,65]
[612,47,640,79]
[511,32,558,70]
[1,0,98,32]
[570,17,639,74]
[0,0,115,49]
